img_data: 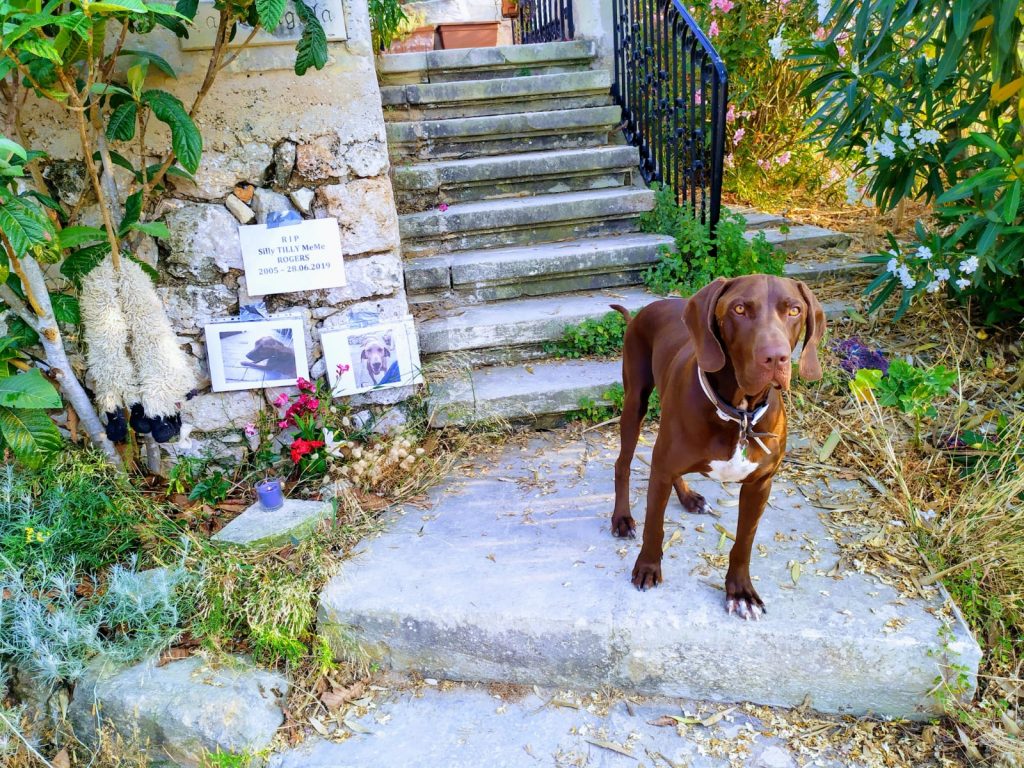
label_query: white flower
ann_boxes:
[926,280,941,293]
[886,257,899,273]
[959,255,979,274]
[873,136,896,159]
[865,143,877,163]
[904,137,917,150]
[845,178,861,205]
[769,32,790,60]
[851,60,860,75]
[896,265,916,290]
[899,56,908,64]
[916,245,933,260]
[935,268,950,282]
[915,128,941,145]
[817,0,830,23]
[955,278,971,290]
[883,119,895,134]
[899,121,912,138]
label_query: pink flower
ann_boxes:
[726,104,736,123]
[724,153,735,168]
[244,423,257,437]
[273,392,289,408]
[815,26,827,39]
[438,203,449,212]
[277,420,290,429]
[296,377,315,393]
[732,127,745,145]
[708,20,719,36]
[694,91,702,105]
[757,158,772,170]
[837,44,846,56]
[336,363,351,376]
[776,151,792,167]
[710,0,733,13]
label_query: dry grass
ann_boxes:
[789,295,1024,765]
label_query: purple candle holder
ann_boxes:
[256,478,284,511]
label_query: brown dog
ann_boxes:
[610,275,825,619]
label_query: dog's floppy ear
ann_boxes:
[361,346,369,360]
[683,277,730,372]
[794,279,826,381]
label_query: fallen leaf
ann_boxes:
[666,529,682,549]
[344,717,373,734]
[818,429,842,461]
[791,561,802,584]
[585,739,635,759]
[156,647,191,667]
[700,706,736,727]
[309,715,330,737]
[320,681,366,710]
[52,749,70,768]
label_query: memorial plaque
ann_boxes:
[179,0,347,51]
[238,218,346,296]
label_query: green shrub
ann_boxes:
[0,450,181,574]
[640,185,785,296]
[575,384,661,423]
[545,311,627,359]
[798,0,1024,324]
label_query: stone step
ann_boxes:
[377,40,597,85]
[381,70,613,120]
[785,252,880,283]
[386,105,622,162]
[394,146,641,212]
[415,286,852,361]
[415,286,656,357]
[405,233,674,303]
[746,224,850,253]
[318,431,980,719]
[271,683,829,768]
[399,187,655,258]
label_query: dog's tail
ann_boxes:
[609,304,631,321]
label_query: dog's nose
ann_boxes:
[757,344,790,368]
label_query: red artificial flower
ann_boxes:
[290,438,324,464]
[296,377,315,393]
[336,363,351,376]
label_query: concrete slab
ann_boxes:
[212,498,332,549]
[746,225,851,254]
[785,253,880,284]
[270,683,833,768]
[319,432,980,719]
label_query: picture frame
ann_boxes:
[321,316,423,397]
[205,315,309,392]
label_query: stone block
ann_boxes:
[251,188,299,225]
[295,135,345,182]
[161,203,243,280]
[320,250,403,304]
[182,390,265,433]
[69,655,288,768]
[212,498,333,549]
[158,284,237,332]
[315,179,400,255]
[273,140,297,187]
[343,139,389,178]
[170,144,273,200]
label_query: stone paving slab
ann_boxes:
[270,683,834,768]
[211,498,332,549]
[319,432,980,719]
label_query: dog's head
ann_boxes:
[360,335,392,375]
[683,275,826,396]
[246,336,290,362]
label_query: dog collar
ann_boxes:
[697,367,777,454]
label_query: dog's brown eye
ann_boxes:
[788,306,801,317]
[734,304,746,315]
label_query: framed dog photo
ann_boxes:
[205,316,309,392]
[321,316,423,397]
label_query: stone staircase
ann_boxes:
[379,40,859,427]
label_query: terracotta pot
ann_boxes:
[501,0,519,17]
[438,21,500,49]
[387,26,436,53]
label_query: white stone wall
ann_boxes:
[19,0,410,463]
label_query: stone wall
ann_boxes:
[18,0,411,465]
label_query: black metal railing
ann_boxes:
[611,0,727,235]
[516,0,574,44]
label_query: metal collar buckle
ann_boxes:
[697,367,777,454]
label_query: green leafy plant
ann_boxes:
[545,311,627,359]
[574,384,661,423]
[0,0,328,467]
[369,0,408,52]
[640,185,785,296]
[0,344,62,466]
[189,470,231,506]
[851,360,957,444]
[797,0,1024,324]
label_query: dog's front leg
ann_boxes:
[631,461,673,590]
[725,475,771,619]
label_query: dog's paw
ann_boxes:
[611,513,636,538]
[725,574,766,620]
[631,558,662,590]
[677,489,718,517]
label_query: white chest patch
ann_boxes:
[706,442,759,483]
